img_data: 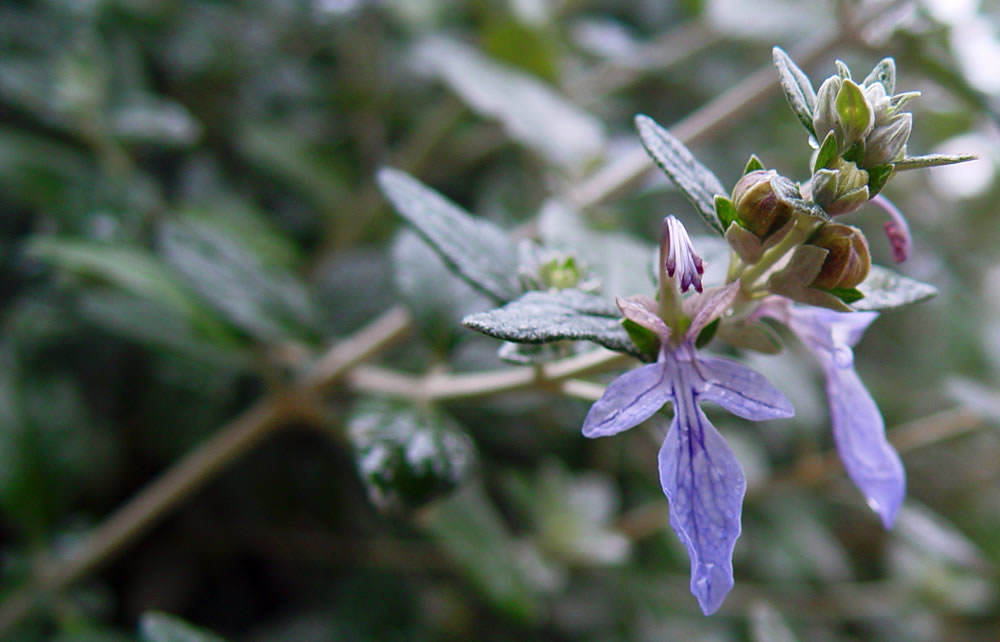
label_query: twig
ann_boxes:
[0,306,413,635]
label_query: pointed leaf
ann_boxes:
[378,168,521,302]
[826,286,864,304]
[772,47,817,136]
[744,154,766,174]
[413,36,605,170]
[715,195,738,230]
[862,57,896,93]
[463,289,640,357]
[813,131,838,172]
[835,79,874,145]
[634,114,726,234]
[852,265,937,311]
[893,153,978,170]
[867,163,894,196]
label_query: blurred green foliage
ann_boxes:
[3,0,1000,639]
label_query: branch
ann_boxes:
[0,306,413,635]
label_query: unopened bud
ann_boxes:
[808,223,871,289]
[809,159,869,216]
[660,216,704,293]
[813,76,842,145]
[731,170,799,238]
[862,112,911,167]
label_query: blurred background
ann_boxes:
[2,0,1000,639]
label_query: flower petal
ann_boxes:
[825,363,905,528]
[686,282,741,339]
[659,404,746,615]
[696,356,795,421]
[582,363,673,438]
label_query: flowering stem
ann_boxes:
[738,214,823,294]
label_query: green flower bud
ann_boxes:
[835,78,875,149]
[813,76,842,145]
[808,223,871,290]
[808,158,869,216]
[731,170,800,238]
[862,112,912,168]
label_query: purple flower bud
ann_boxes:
[660,216,704,293]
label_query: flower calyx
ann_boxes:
[807,223,871,290]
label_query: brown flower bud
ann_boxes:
[808,223,871,289]
[731,170,799,239]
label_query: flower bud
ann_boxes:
[813,76,841,144]
[731,170,799,239]
[808,223,871,290]
[808,158,869,216]
[862,112,911,167]
[660,216,704,293]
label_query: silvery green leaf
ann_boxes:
[412,36,605,171]
[538,200,654,299]
[852,265,937,311]
[772,46,817,136]
[393,231,492,352]
[348,398,475,511]
[893,153,978,170]
[634,114,726,234]
[862,57,896,94]
[110,97,202,146]
[378,168,521,302]
[750,602,799,642]
[160,218,322,342]
[463,289,640,358]
[25,237,230,341]
[139,612,225,642]
[420,485,545,621]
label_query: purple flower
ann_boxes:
[759,298,905,528]
[584,284,794,614]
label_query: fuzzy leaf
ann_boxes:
[862,57,896,93]
[463,289,640,358]
[634,114,726,234]
[772,47,817,136]
[378,168,521,302]
[139,612,225,642]
[413,36,605,171]
[893,153,978,170]
[813,131,838,172]
[852,265,937,311]
[867,164,894,196]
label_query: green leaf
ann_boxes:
[893,153,978,170]
[714,195,738,230]
[772,46,817,136]
[160,218,322,342]
[862,57,896,94]
[695,317,720,348]
[377,168,521,302]
[853,265,937,311]
[392,231,492,353]
[348,399,475,511]
[463,289,641,358]
[825,286,864,304]
[867,163,895,196]
[413,36,605,171]
[634,114,726,234]
[622,319,660,360]
[813,131,838,172]
[139,612,226,642]
[25,238,231,342]
[419,485,544,621]
[744,154,765,174]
